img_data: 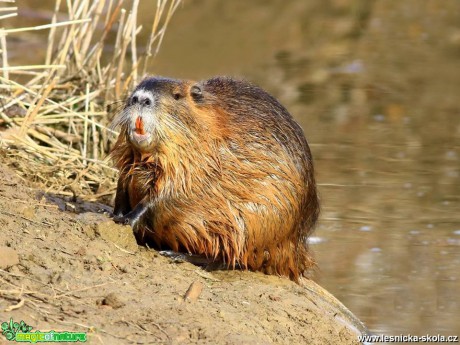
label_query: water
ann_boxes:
[6,0,460,337]
[155,1,460,335]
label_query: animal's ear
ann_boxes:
[190,84,203,101]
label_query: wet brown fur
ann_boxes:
[111,76,320,281]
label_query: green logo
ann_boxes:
[1,318,87,343]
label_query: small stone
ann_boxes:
[75,247,87,256]
[119,265,129,273]
[183,281,203,302]
[99,293,125,309]
[268,295,281,301]
[20,206,36,219]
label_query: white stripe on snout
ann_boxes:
[133,89,154,103]
[128,90,159,135]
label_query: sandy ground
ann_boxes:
[0,162,367,344]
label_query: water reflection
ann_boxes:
[5,0,460,337]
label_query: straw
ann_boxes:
[0,0,181,202]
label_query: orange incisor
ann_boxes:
[135,116,146,135]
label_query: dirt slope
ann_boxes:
[0,162,365,344]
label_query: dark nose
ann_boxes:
[131,91,154,107]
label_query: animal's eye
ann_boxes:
[173,92,182,100]
[131,96,139,105]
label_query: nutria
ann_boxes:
[110,76,319,281]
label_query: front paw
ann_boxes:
[112,214,140,234]
[112,214,130,225]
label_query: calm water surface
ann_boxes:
[7,0,460,337]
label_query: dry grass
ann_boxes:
[0,0,181,203]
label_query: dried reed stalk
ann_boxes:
[0,0,181,203]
